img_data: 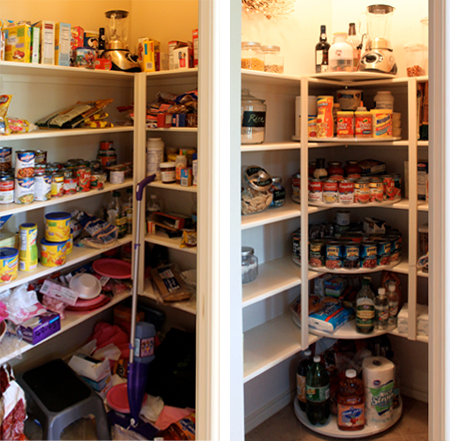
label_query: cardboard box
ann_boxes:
[31,27,40,63]
[17,312,60,345]
[168,40,191,70]
[83,30,99,50]
[173,43,193,69]
[404,160,428,201]
[33,20,55,65]
[114,304,145,333]
[192,29,198,67]
[70,26,84,66]
[55,22,70,66]
[4,25,32,63]
[138,40,156,72]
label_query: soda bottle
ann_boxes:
[387,282,399,326]
[337,369,365,431]
[296,349,313,411]
[375,287,389,330]
[356,278,375,334]
[306,355,330,425]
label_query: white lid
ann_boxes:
[313,355,321,363]
[261,45,280,53]
[346,369,357,378]
[378,287,386,296]
[147,137,162,142]
[160,161,175,167]
[304,349,311,356]
[388,283,396,291]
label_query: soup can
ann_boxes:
[76,167,91,192]
[390,173,402,199]
[291,173,300,204]
[0,175,14,204]
[51,172,64,198]
[64,177,78,195]
[0,247,18,283]
[34,172,52,201]
[382,175,396,201]
[309,239,326,267]
[35,150,47,164]
[376,239,392,266]
[338,180,354,204]
[354,179,370,204]
[323,180,338,204]
[360,241,377,269]
[45,212,71,242]
[15,177,35,204]
[326,241,342,269]
[369,178,384,203]
[19,223,38,271]
[40,238,67,267]
[386,233,402,262]
[292,229,301,265]
[0,147,12,172]
[342,241,360,269]
[15,150,35,179]
[308,178,323,203]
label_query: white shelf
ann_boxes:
[241,69,301,87]
[145,231,197,254]
[309,136,402,144]
[294,397,402,439]
[0,179,133,217]
[149,181,197,193]
[418,203,429,212]
[308,198,403,209]
[141,279,196,315]
[0,289,131,366]
[0,235,132,293]
[308,319,391,340]
[309,71,396,82]
[241,142,300,152]
[242,255,320,308]
[146,127,197,133]
[145,67,198,80]
[243,312,320,383]
[309,259,401,275]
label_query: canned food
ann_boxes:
[100,141,114,151]
[329,174,345,181]
[76,167,91,192]
[390,173,402,199]
[35,150,47,164]
[369,178,384,203]
[336,210,350,226]
[110,170,125,184]
[308,116,317,138]
[66,230,73,255]
[91,172,105,190]
[15,177,34,204]
[34,163,46,174]
[88,160,101,171]
[360,241,377,269]
[292,229,301,265]
[323,180,338,204]
[0,175,14,204]
[45,212,71,242]
[34,173,52,201]
[309,239,326,267]
[51,172,64,198]
[98,155,117,167]
[64,177,78,195]
[354,179,370,204]
[338,180,354,204]
[342,241,360,269]
[341,232,364,243]
[40,238,67,267]
[308,178,323,203]
[0,247,18,283]
[47,162,63,170]
[382,175,395,200]
[376,239,392,265]
[19,223,38,271]
[62,168,73,179]
[15,150,35,178]
[336,111,354,138]
[386,233,402,262]
[326,241,342,269]
[291,173,300,204]
[0,147,12,172]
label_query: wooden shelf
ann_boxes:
[145,67,198,80]
[149,181,197,193]
[145,231,197,254]
[241,142,300,152]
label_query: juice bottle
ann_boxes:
[296,349,313,411]
[306,355,330,425]
[337,369,365,431]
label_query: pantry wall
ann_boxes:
[239,0,431,436]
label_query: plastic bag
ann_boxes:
[0,285,46,325]
[71,210,118,245]
[0,95,12,135]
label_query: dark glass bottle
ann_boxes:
[296,349,313,411]
[315,25,331,74]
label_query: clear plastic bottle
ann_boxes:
[146,138,165,180]
[329,32,353,72]
[123,188,133,235]
[387,282,399,326]
[356,278,375,334]
[147,193,162,218]
[296,349,313,411]
[375,287,389,330]
[337,369,365,431]
[306,355,330,425]
[347,23,361,72]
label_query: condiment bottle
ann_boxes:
[313,158,327,179]
[337,369,365,431]
[296,349,313,411]
[375,287,389,330]
[356,278,375,334]
[344,160,362,179]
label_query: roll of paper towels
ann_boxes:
[362,356,395,427]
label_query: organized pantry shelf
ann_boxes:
[309,259,401,275]
[1,127,134,141]
[146,128,198,133]
[149,181,197,192]
[304,319,390,340]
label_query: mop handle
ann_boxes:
[129,175,155,364]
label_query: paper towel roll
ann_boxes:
[362,356,395,427]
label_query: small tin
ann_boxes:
[342,241,360,269]
[0,147,12,172]
[369,178,384,203]
[0,175,14,204]
[376,239,392,266]
[35,150,47,164]
[360,241,377,269]
[40,238,67,267]
[45,212,71,242]
[326,241,342,270]
[386,233,402,262]
[354,179,370,204]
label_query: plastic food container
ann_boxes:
[241,90,266,144]
[261,45,284,74]
[0,248,18,283]
[242,246,258,283]
[40,238,67,267]
[336,90,362,111]
[241,41,264,71]
[329,33,353,72]
[404,44,427,77]
[45,212,71,242]
[374,91,394,110]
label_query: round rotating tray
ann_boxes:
[308,259,401,275]
[294,397,402,438]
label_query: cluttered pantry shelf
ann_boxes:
[145,232,196,254]
[0,289,131,366]
[0,235,132,293]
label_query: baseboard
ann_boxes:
[400,385,428,403]
[245,388,295,433]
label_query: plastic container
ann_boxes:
[374,91,394,110]
[44,212,71,242]
[40,238,67,267]
[296,349,313,411]
[261,45,284,74]
[329,33,353,72]
[337,369,365,431]
[160,162,176,184]
[0,248,18,283]
[404,44,427,77]
[146,138,165,181]
[241,90,266,144]
[336,90,362,111]
[242,246,258,283]
[305,355,330,425]
[241,41,264,71]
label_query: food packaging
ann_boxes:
[193,29,199,67]
[55,22,71,66]
[173,44,194,69]
[362,356,395,427]
[336,89,362,111]
[150,264,192,302]
[308,301,353,333]
[33,20,55,65]
[70,25,84,65]
[94,58,112,70]
[17,311,61,345]
[138,39,157,72]
[397,303,429,335]
[371,109,392,137]
[75,47,96,68]
[4,24,32,62]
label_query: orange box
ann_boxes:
[316,96,334,138]
[113,304,145,333]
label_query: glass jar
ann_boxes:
[242,246,258,284]
[270,176,286,207]
[327,161,344,177]
[241,89,266,145]
[345,160,362,179]
[261,45,284,74]
[241,41,264,71]
[241,165,273,215]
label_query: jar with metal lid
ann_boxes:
[241,41,264,71]
[241,89,266,145]
[261,45,284,74]
[241,165,273,215]
[242,246,258,284]
[270,176,286,207]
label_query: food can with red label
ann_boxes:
[35,150,47,164]
[323,180,338,204]
[309,239,326,267]
[354,179,370,204]
[338,180,354,204]
[382,175,396,200]
[100,141,114,151]
[308,178,323,203]
[15,150,35,179]
[0,147,12,172]
[34,172,52,201]
[291,173,300,203]
[326,241,342,269]
[0,175,14,204]
[76,167,91,192]
[360,241,377,269]
[375,239,392,266]
[369,178,384,203]
[64,177,78,195]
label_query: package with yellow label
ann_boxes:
[4,24,32,62]
[138,39,158,72]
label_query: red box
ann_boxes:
[95,58,112,70]
[193,29,198,67]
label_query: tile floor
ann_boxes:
[246,396,428,441]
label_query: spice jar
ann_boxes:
[261,45,284,74]
[241,165,273,215]
[241,89,266,145]
[241,41,264,71]
[242,246,258,284]
[270,176,286,207]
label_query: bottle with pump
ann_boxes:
[337,369,365,431]
[306,355,330,425]
[296,349,313,411]
[315,25,331,73]
[356,278,375,334]
[387,282,399,326]
[375,287,389,330]
[347,23,361,71]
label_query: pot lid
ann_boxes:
[244,166,273,191]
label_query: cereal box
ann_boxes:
[70,26,84,66]
[4,25,32,63]
[55,22,71,66]
[193,29,198,67]
[138,40,156,72]
[33,20,55,65]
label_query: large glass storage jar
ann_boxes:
[261,45,284,73]
[241,89,266,144]
[242,246,258,283]
[241,41,265,71]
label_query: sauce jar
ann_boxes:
[242,246,258,283]
[160,162,176,184]
[261,45,284,73]
[270,176,286,207]
[327,161,344,178]
[345,160,362,179]
[241,41,264,71]
[241,89,266,145]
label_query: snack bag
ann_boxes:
[0,95,12,135]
